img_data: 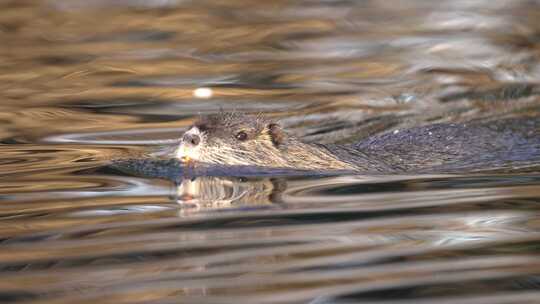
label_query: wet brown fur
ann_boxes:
[180,113,540,173]
[183,112,356,170]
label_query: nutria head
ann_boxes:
[176,113,289,167]
[176,112,355,170]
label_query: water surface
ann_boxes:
[2,1,540,303]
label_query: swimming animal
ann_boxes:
[174,113,540,173]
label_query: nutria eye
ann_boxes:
[235,131,248,141]
[196,124,208,132]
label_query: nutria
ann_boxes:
[174,112,540,173]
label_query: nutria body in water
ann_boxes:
[175,113,540,173]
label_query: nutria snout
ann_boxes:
[176,113,540,173]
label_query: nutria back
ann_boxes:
[351,117,540,172]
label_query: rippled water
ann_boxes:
[2,1,540,303]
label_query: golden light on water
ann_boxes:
[193,87,213,99]
[2,1,540,303]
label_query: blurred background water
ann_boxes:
[1,0,540,303]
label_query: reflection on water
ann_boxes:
[1,0,540,303]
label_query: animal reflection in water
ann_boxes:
[111,157,293,212]
[173,176,280,212]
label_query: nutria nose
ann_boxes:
[183,133,200,146]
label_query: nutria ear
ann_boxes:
[268,123,286,147]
